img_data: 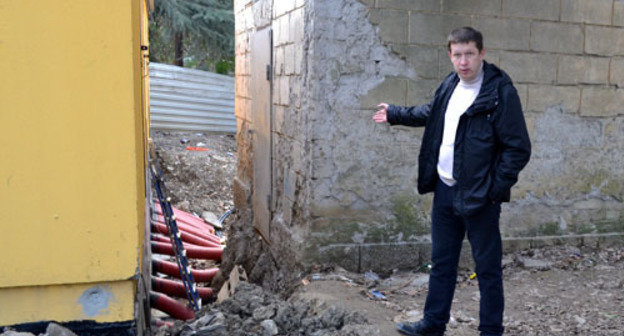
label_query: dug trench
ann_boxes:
[149,131,623,336]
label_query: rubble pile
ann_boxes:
[152,131,236,217]
[156,282,379,336]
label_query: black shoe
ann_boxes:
[396,319,444,336]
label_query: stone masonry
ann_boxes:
[227,0,624,284]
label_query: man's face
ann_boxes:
[448,41,485,82]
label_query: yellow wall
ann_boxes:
[0,0,147,324]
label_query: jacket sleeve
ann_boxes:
[386,101,431,127]
[489,83,531,202]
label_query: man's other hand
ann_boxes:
[373,103,388,123]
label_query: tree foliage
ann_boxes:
[149,0,234,74]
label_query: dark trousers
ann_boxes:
[424,180,504,336]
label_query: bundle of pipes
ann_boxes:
[150,204,225,321]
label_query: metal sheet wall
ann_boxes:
[149,63,236,133]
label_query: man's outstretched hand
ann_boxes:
[373,103,388,123]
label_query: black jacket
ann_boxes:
[387,62,531,216]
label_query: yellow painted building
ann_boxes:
[0,0,152,333]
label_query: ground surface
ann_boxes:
[153,131,624,336]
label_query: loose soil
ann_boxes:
[152,131,624,336]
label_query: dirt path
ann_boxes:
[295,247,624,335]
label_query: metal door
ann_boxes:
[250,27,273,242]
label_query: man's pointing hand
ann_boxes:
[373,103,388,123]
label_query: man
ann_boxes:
[373,27,531,336]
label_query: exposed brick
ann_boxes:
[409,13,471,45]
[557,55,610,84]
[561,0,613,25]
[581,87,624,117]
[377,0,440,11]
[407,78,439,106]
[391,45,439,79]
[527,85,580,113]
[360,77,408,109]
[369,9,409,44]
[611,57,624,86]
[502,0,559,20]
[442,0,501,15]
[586,25,624,56]
[473,17,530,51]
[500,52,557,84]
[531,21,584,54]
[615,0,624,27]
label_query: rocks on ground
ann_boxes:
[156,282,379,336]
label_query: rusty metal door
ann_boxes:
[250,27,272,242]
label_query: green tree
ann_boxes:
[149,0,234,74]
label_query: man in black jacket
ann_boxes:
[373,27,530,336]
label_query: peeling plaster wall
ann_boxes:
[230,0,624,282]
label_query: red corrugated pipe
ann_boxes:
[149,291,195,321]
[154,204,215,233]
[153,219,221,245]
[151,241,223,261]
[152,276,214,299]
[152,258,219,283]
[151,222,221,247]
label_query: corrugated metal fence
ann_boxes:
[149,62,236,133]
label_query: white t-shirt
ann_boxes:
[437,65,484,187]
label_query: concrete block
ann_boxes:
[527,85,580,113]
[586,25,624,56]
[368,9,409,44]
[360,77,408,109]
[391,45,439,79]
[294,45,303,76]
[357,0,375,7]
[273,0,294,18]
[500,52,557,84]
[531,21,583,54]
[377,0,440,11]
[473,17,530,51]
[280,76,290,106]
[561,0,613,25]
[284,44,295,75]
[360,243,422,273]
[557,55,609,84]
[317,244,360,272]
[581,87,624,117]
[290,8,305,44]
[485,50,501,67]
[273,46,284,75]
[407,78,439,106]
[610,57,624,86]
[438,47,455,78]
[615,0,624,27]
[515,83,528,109]
[442,0,501,15]
[409,13,471,45]
[502,0,559,20]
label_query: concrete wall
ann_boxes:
[230,0,624,280]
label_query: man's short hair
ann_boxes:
[447,27,483,51]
